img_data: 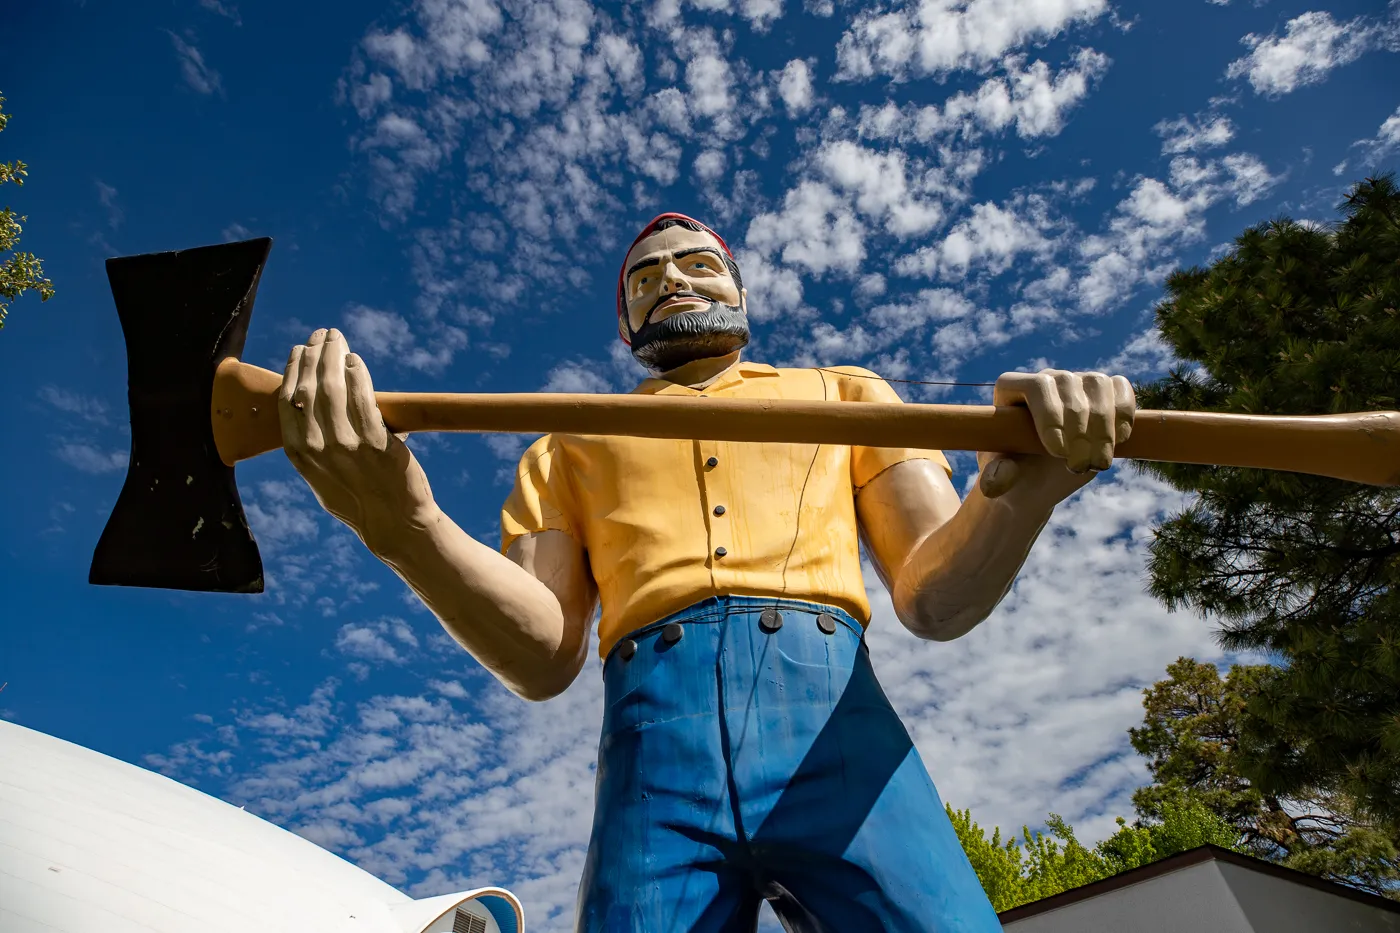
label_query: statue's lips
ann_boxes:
[651,295,712,319]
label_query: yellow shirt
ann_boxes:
[500,362,951,658]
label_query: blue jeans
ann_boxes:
[576,595,1002,932]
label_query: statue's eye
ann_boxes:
[694,262,709,270]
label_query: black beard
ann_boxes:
[630,298,751,374]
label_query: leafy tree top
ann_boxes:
[0,91,55,331]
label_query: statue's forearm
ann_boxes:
[368,509,586,700]
[892,480,1056,641]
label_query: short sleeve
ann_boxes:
[829,366,953,489]
[500,434,582,554]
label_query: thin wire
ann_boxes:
[812,366,996,388]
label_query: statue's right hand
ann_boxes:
[278,328,439,551]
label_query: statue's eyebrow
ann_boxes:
[627,246,725,282]
[673,246,724,262]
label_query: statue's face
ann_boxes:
[622,225,750,373]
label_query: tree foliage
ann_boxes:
[0,91,55,331]
[1131,657,1400,897]
[949,795,1241,912]
[1136,175,1400,824]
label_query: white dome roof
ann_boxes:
[0,721,523,933]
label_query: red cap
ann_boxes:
[616,212,734,346]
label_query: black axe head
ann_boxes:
[90,237,273,593]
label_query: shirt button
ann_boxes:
[713,505,726,516]
[706,456,719,468]
[714,546,727,558]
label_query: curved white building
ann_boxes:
[0,720,524,933]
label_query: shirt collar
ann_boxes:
[632,360,779,396]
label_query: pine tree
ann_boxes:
[1136,172,1400,843]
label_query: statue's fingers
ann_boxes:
[1113,375,1136,444]
[278,344,307,459]
[345,352,390,452]
[992,371,1037,408]
[1082,372,1116,471]
[978,455,1021,499]
[295,330,327,452]
[315,328,358,449]
[1056,371,1092,472]
[1024,371,1068,459]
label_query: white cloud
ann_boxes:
[483,433,532,464]
[685,52,735,118]
[1219,152,1280,206]
[776,59,814,116]
[1337,104,1400,175]
[430,679,471,698]
[94,180,123,229]
[869,289,974,335]
[1225,10,1385,97]
[855,272,887,298]
[746,180,867,276]
[661,0,786,30]
[1097,326,1178,378]
[336,618,421,665]
[53,441,128,474]
[1154,114,1235,155]
[844,287,1013,374]
[895,196,1058,280]
[541,360,614,394]
[39,385,108,423]
[1075,151,1280,313]
[360,0,504,91]
[816,140,947,235]
[857,50,1110,144]
[1077,177,1205,313]
[694,148,727,181]
[835,0,1110,80]
[343,304,468,373]
[197,0,242,24]
[734,248,808,320]
[743,133,990,292]
[168,31,223,95]
[359,111,455,219]
[243,480,320,552]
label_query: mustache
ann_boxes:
[642,290,715,327]
[630,300,750,373]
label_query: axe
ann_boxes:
[90,238,1400,594]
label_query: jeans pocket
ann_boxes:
[602,637,690,735]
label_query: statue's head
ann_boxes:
[616,213,749,374]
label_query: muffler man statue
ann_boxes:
[279,212,1137,931]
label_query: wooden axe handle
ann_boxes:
[213,359,1400,487]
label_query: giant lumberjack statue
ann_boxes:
[88,222,1397,930]
[277,212,1133,932]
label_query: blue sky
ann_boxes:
[2,0,1399,927]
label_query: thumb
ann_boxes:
[978,454,1021,499]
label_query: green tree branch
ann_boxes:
[0,91,54,330]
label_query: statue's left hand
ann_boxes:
[978,369,1136,501]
